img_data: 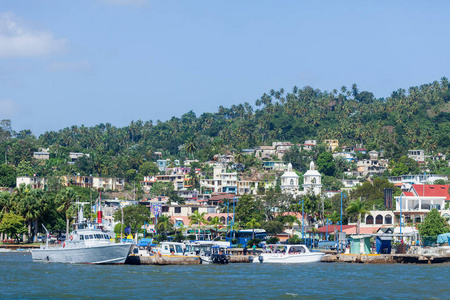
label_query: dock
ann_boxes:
[229,255,254,263]
[126,254,202,265]
[321,252,450,264]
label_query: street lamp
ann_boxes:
[339,190,347,253]
[340,190,346,233]
[399,194,403,243]
[232,196,238,240]
[298,200,305,240]
[325,219,332,241]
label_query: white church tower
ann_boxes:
[302,161,322,196]
[280,163,299,192]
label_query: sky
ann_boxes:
[1,1,449,136]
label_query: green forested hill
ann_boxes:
[0,78,449,180]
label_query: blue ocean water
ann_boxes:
[1,252,449,299]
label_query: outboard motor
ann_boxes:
[258,255,264,263]
[249,256,254,263]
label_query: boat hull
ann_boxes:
[257,252,325,263]
[31,243,133,264]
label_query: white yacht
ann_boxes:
[31,209,133,264]
[256,244,325,263]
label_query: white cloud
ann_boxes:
[0,12,67,58]
[98,0,149,7]
[0,99,22,118]
[48,60,92,72]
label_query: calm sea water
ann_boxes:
[1,252,449,299]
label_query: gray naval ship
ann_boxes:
[31,208,133,264]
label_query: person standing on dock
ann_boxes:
[243,246,247,255]
[252,244,256,255]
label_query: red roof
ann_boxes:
[208,194,238,201]
[316,225,381,235]
[316,225,355,234]
[403,192,414,196]
[411,184,450,200]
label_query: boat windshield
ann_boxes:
[175,245,183,253]
[266,245,287,253]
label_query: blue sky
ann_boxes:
[1,1,449,135]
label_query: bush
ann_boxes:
[172,233,185,243]
[231,238,238,244]
[247,238,261,247]
[187,234,196,241]
[288,235,302,244]
[266,237,280,244]
[153,234,167,242]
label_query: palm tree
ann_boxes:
[234,152,244,165]
[246,218,261,239]
[56,188,78,237]
[0,191,12,215]
[209,216,221,239]
[294,218,303,238]
[185,137,197,160]
[157,215,173,238]
[18,191,39,242]
[231,221,241,240]
[345,199,370,235]
[189,211,207,236]
[33,190,50,242]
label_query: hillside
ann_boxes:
[0,78,449,180]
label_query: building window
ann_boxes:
[162,206,169,213]
[366,215,374,224]
[375,214,383,224]
[191,207,198,213]
[175,207,181,214]
[385,215,392,224]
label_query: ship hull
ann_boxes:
[31,243,133,264]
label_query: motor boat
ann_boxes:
[31,207,133,264]
[255,244,325,263]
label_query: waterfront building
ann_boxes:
[364,184,450,230]
[16,175,125,191]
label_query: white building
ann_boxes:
[200,165,237,195]
[364,184,450,227]
[280,163,299,192]
[388,174,448,189]
[302,161,322,196]
[286,161,323,197]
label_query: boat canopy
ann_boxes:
[437,233,450,244]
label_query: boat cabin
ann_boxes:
[264,244,309,254]
[158,242,186,256]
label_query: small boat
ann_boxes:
[184,241,213,263]
[256,244,325,263]
[209,245,231,264]
[184,241,233,264]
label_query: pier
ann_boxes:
[126,255,202,265]
[321,252,450,264]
